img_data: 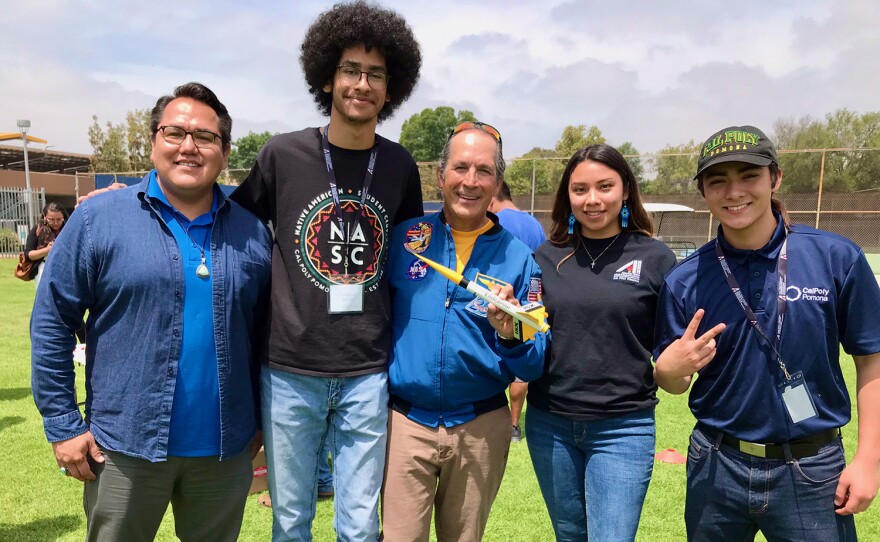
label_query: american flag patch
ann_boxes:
[527,278,542,303]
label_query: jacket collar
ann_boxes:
[435,209,504,236]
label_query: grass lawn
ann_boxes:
[1,257,878,541]
[866,252,880,274]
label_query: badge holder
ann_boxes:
[778,371,818,425]
[328,277,365,314]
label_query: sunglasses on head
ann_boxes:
[448,121,502,148]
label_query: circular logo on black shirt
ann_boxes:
[295,191,389,291]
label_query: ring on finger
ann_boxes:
[60,466,70,476]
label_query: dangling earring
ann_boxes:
[620,201,630,228]
[567,213,576,235]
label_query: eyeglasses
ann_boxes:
[448,121,503,149]
[336,65,390,91]
[45,218,64,224]
[157,126,222,149]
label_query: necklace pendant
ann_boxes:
[591,262,595,269]
[196,258,210,278]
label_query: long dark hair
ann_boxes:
[40,202,67,220]
[769,163,790,227]
[549,144,653,247]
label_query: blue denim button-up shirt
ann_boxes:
[31,173,272,461]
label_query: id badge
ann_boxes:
[328,280,364,314]
[778,371,818,424]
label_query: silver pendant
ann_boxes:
[196,261,210,278]
[591,262,596,269]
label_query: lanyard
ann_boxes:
[321,124,379,275]
[714,236,791,380]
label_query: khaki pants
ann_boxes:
[83,447,253,542]
[381,407,511,542]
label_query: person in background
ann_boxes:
[528,144,676,541]
[488,181,546,443]
[24,202,67,287]
[31,82,271,542]
[654,125,880,541]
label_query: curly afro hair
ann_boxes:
[300,1,422,122]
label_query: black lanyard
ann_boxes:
[321,124,379,275]
[714,235,791,380]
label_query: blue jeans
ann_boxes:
[685,426,856,541]
[261,367,389,542]
[526,406,655,542]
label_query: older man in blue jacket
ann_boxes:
[31,82,272,542]
[381,121,546,542]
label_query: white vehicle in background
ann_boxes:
[644,203,697,260]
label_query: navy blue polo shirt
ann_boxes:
[148,174,221,456]
[655,215,880,442]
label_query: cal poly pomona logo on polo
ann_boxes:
[292,189,390,292]
[784,284,830,302]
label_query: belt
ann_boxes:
[696,424,841,460]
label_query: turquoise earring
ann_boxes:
[620,202,630,228]
[567,214,576,235]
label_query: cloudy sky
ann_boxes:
[2,0,878,160]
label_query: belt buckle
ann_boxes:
[739,441,766,458]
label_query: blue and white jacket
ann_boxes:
[388,211,546,428]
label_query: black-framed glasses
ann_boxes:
[157,126,222,149]
[448,121,503,149]
[336,65,390,90]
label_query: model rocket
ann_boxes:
[405,248,550,341]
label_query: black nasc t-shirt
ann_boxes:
[231,128,423,377]
[529,232,677,419]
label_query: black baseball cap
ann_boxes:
[695,125,777,179]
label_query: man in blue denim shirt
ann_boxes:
[31,82,272,542]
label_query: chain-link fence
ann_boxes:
[97,147,880,254]
[479,148,880,253]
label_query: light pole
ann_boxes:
[17,119,35,229]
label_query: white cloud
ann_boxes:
[0,0,876,162]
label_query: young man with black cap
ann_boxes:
[654,125,880,541]
[230,3,423,540]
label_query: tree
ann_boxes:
[774,115,837,193]
[88,115,131,173]
[506,147,565,196]
[643,141,700,194]
[126,109,153,172]
[88,109,152,173]
[554,125,605,157]
[228,131,274,170]
[400,107,476,162]
[506,125,607,196]
[616,141,644,184]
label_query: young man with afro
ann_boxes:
[231,2,423,541]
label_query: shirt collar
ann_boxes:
[716,211,786,261]
[146,170,219,226]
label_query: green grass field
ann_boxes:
[1,257,877,541]
[866,252,880,274]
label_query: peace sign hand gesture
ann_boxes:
[654,309,726,394]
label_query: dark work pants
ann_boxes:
[685,426,856,542]
[83,447,253,542]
